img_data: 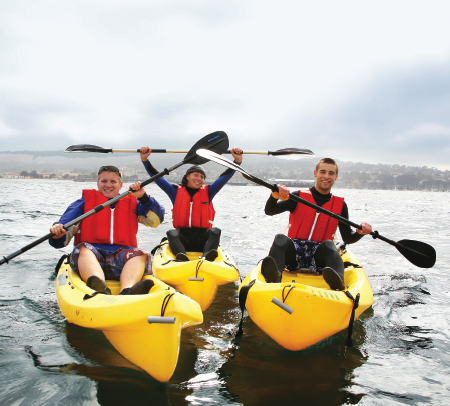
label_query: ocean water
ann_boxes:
[0,179,449,405]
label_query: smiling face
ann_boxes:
[314,162,338,194]
[97,171,123,198]
[185,172,205,189]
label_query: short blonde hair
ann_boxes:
[97,165,122,181]
[315,158,339,175]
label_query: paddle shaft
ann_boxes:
[1,131,230,266]
[0,161,185,266]
[90,149,300,156]
[243,173,430,259]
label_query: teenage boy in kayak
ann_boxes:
[139,147,243,262]
[49,165,165,295]
[262,158,372,290]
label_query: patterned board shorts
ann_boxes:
[70,242,152,280]
[285,239,322,274]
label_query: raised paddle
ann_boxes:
[196,149,436,269]
[64,144,315,159]
[0,131,229,266]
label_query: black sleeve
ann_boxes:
[219,167,234,177]
[138,192,149,204]
[264,192,297,215]
[338,202,364,244]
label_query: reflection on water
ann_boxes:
[1,181,450,405]
[63,324,198,406]
[218,311,370,406]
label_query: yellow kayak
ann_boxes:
[55,260,203,382]
[239,247,374,351]
[152,243,239,311]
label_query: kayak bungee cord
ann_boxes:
[343,291,360,347]
[161,293,175,317]
[282,284,295,303]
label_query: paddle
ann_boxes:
[64,144,315,159]
[0,132,229,266]
[196,149,436,269]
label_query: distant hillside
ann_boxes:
[1,150,449,191]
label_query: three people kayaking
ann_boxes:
[49,165,164,295]
[139,146,243,262]
[48,151,370,294]
[261,157,372,290]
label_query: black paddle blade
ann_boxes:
[184,131,229,164]
[269,148,315,159]
[395,239,436,268]
[65,144,111,153]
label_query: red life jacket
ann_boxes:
[74,189,138,247]
[287,190,344,242]
[172,186,215,229]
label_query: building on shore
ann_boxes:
[268,178,315,188]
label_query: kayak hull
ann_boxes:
[240,248,374,351]
[55,262,203,382]
[152,243,239,311]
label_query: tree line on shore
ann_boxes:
[6,156,450,191]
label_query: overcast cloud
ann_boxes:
[1,0,450,168]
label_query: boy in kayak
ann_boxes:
[262,158,372,290]
[140,147,243,262]
[49,165,165,295]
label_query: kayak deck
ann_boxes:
[152,243,239,311]
[240,247,374,351]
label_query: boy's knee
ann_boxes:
[320,240,337,252]
[210,227,221,236]
[274,233,289,247]
[167,229,178,238]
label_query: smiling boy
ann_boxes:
[261,158,372,290]
[49,165,165,295]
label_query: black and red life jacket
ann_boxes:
[172,186,215,229]
[287,190,344,242]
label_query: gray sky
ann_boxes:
[1,0,450,169]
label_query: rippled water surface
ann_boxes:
[0,179,449,405]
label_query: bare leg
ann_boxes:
[78,246,111,294]
[119,254,147,290]
[78,245,105,282]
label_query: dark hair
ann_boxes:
[315,158,339,175]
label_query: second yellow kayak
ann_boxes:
[152,243,239,311]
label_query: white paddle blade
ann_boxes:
[196,149,248,176]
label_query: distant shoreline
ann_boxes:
[0,178,67,181]
[0,178,447,192]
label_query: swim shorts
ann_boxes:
[70,242,152,280]
[285,239,321,274]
